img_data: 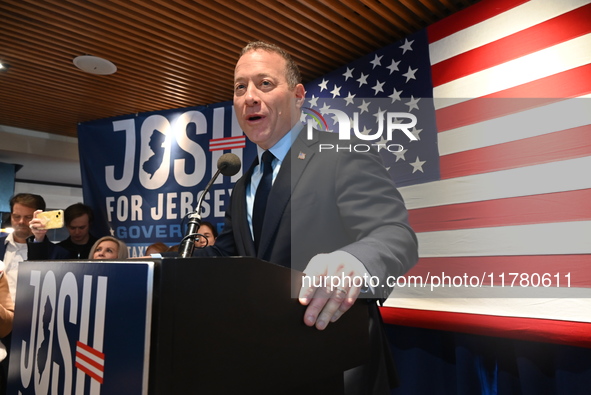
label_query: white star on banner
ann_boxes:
[320,102,331,114]
[400,38,414,54]
[402,66,418,82]
[370,54,383,69]
[343,67,354,81]
[410,156,426,173]
[318,79,329,91]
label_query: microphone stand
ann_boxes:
[178,167,223,258]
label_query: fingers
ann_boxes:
[299,251,368,330]
[301,282,359,330]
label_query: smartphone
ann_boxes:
[37,210,65,229]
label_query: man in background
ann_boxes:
[28,202,99,260]
[0,193,46,300]
[56,203,98,259]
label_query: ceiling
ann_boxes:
[0,0,480,186]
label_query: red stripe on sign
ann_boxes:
[436,64,591,132]
[380,307,591,348]
[76,350,105,371]
[403,255,591,288]
[76,341,105,359]
[408,189,591,233]
[75,362,104,384]
[210,136,245,144]
[427,0,529,43]
[439,125,591,179]
[431,3,591,86]
[210,136,246,151]
[210,144,246,152]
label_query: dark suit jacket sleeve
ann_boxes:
[26,237,73,260]
[191,192,240,258]
[326,141,418,299]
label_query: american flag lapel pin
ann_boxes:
[298,151,306,160]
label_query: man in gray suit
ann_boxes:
[196,41,419,394]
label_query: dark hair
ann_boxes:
[64,203,94,226]
[240,41,302,89]
[145,242,169,254]
[199,221,218,238]
[10,193,46,212]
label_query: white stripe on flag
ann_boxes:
[400,156,591,209]
[429,0,590,64]
[417,221,591,257]
[438,95,591,155]
[433,33,591,106]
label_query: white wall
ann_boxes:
[14,181,83,210]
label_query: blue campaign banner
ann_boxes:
[7,260,154,395]
[77,102,257,257]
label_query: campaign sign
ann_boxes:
[78,102,257,257]
[7,261,154,395]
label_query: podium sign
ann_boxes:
[7,261,154,395]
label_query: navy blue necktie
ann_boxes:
[253,150,275,250]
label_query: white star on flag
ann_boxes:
[370,54,383,69]
[400,38,414,54]
[410,156,426,173]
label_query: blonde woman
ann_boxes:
[88,236,128,260]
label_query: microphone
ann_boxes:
[178,153,241,258]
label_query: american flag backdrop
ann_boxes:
[304,0,591,346]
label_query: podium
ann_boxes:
[7,257,370,394]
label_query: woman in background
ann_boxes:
[89,236,128,259]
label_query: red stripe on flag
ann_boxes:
[431,3,591,86]
[380,307,591,348]
[436,64,591,132]
[75,362,104,384]
[76,341,105,359]
[409,189,591,232]
[403,255,591,288]
[439,124,591,179]
[427,0,529,43]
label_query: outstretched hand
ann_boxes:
[298,251,368,330]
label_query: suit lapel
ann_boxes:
[257,131,318,259]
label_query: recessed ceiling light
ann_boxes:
[0,63,10,71]
[73,55,117,75]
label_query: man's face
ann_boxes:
[67,214,90,245]
[10,203,35,242]
[233,50,305,150]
